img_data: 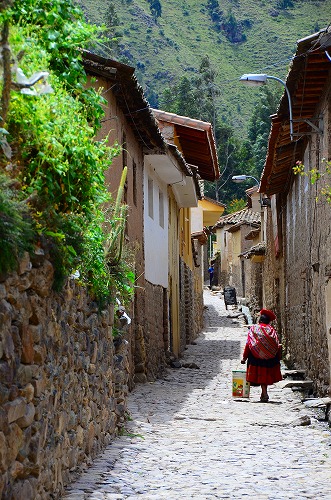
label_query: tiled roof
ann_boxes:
[260,26,331,195]
[202,196,226,208]
[82,51,194,181]
[151,109,220,182]
[213,208,261,229]
[241,242,266,259]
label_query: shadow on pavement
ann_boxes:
[127,291,245,424]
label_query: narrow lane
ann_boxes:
[64,289,331,499]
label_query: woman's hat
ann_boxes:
[260,308,276,321]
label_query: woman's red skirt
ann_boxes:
[246,363,282,386]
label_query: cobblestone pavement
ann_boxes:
[63,289,331,500]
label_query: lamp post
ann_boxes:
[232,174,262,206]
[232,174,259,185]
[239,73,293,141]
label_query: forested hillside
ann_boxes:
[77,0,331,204]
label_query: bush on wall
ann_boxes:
[0,0,134,304]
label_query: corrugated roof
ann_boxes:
[260,26,331,195]
[213,208,261,229]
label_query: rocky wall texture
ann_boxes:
[0,252,130,499]
[142,281,167,381]
[284,174,331,394]
[179,259,201,350]
[245,261,263,319]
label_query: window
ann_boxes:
[148,177,154,219]
[159,190,164,228]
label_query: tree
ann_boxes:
[148,0,162,19]
[247,86,282,178]
[106,2,119,28]
[159,55,247,206]
[276,0,294,9]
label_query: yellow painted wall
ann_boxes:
[180,207,193,269]
[168,190,180,356]
[199,199,225,227]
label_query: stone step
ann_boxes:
[276,379,314,390]
[303,397,331,408]
[282,369,306,379]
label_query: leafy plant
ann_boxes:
[0,172,34,275]
[0,0,133,304]
[226,198,246,214]
[293,159,331,204]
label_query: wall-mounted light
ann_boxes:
[240,73,293,141]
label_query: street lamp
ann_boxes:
[232,174,259,185]
[239,73,293,141]
[232,174,264,206]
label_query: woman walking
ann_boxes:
[241,309,282,402]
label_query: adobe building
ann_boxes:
[260,27,331,395]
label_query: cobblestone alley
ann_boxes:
[63,289,331,500]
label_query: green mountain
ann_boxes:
[77,0,331,133]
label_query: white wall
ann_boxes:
[191,205,204,234]
[144,162,169,287]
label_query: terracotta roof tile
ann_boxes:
[213,208,261,229]
[241,242,266,258]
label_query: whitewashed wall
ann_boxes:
[144,162,169,287]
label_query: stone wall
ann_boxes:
[245,260,263,319]
[141,281,168,381]
[179,259,202,350]
[262,85,331,395]
[261,206,284,341]
[284,157,331,394]
[0,252,130,499]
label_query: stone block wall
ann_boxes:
[0,252,130,499]
[141,281,168,381]
[179,259,198,350]
[246,261,263,318]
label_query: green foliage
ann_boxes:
[0,0,133,304]
[148,0,162,19]
[246,86,282,178]
[78,210,135,305]
[226,198,246,214]
[8,0,107,130]
[10,0,100,86]
[293,159,331,204]
[0,172,34,275]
